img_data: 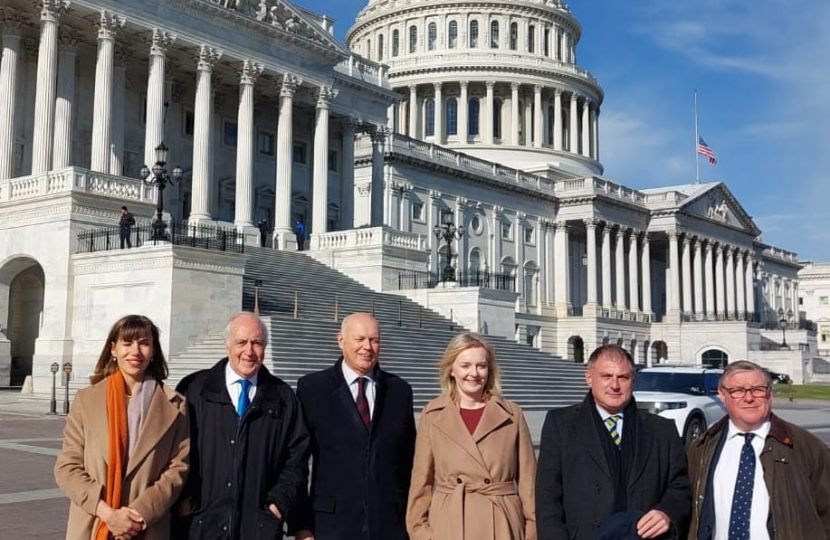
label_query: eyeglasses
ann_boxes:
[721,386,771,399]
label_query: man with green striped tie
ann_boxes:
[536,344,691,540]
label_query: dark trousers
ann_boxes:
[297,235,304,251]
[120,231,131,249]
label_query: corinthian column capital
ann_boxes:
[315,85,338,108]
[279,73,302,97]
[149,28,176,57]
[96,10,125,40]
[195,45,222,72]
[239,59,263,86]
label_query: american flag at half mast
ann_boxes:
[697,136,718,165]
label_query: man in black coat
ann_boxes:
[536,344,691,540]
[175,312,309,540]
[119,206,135,249]
[294,312,416,540]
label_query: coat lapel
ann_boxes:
[430,396,488,471]
[369,369,387,437]
[88,381,110,464]
[576,399,613,480]
[627,411,654,489]
[330,361,369,435]
[125,384,182,478]
[472,397,512,443]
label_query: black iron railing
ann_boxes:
[76,220,245,254]
[397,270,515,292]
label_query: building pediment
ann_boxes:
[681,183,760,236]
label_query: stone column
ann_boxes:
[510,82,520,145]
[705,242,715,318]
[340,118,356,229]
[745,256,756,316]
[399,184,411,232]
[581,98,591,158]
[523,93,533,147]
[682,236,693,314]
[544,220,555,304]
[370,127,386,227]
[591,105,599,160]
[569,93,578,153]
[736,251,746,316]
[189,45,222,223]
[715,244,726,316]
[629,229,640,312]
[553,88,563,151]
[109,46,127,176]
[52,29,77,170]
[433,82,443,144]
[144,29,175,177]
[641,233,652,314]
[534,85,543,148]
[233,60,262,229]
[485,81,494,144]
[90,11,124,173]
[32,0,68,174]
[615,227,626,309]
[726,247,736,318]
[693,238,704,318]
[408,84,417,138]
[459,81,468,142]
[554,221,571,315]
[311,85,337,239]
[0,13,23,179]
[274,74,301,248]
[601,223,612,307]
[668,231,681,315]
[585,219,598,307]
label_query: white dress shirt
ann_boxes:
[596,405,625,441]
[225,361,258,406]
[712,419,771,540]
[341,361,376,419]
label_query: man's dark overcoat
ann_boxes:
[175,359,310,540]
[295,358,416,540]
[536,393,691,540]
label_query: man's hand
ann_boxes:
[295,529,315,540]
[268,503,282,520]
[99,505,144,539]
[637,509,671,539]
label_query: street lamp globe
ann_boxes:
[154,142,169,164]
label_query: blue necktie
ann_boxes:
[728,433,755,540]
[237,379,251,418]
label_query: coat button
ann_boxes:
[456,478,463,484]
[484,479,491,484]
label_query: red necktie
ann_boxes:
[356,377,370,427]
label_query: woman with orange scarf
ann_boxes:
[55,315,189,540]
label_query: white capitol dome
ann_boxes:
[347,0,604,178]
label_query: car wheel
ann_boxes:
[684,416,705,445]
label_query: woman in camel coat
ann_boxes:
[55,315,189,540]
[407,333,537,540]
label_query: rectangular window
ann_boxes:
[502,220,512,240]
[328,150,339,172]
[258,131,275,156]
[524,226,535,244]
[820,296,829,306]
[223,121,238,147]
[412,202,424,222]
[183,110,195,136]
[293,142,307,164]
[820,326,830,342]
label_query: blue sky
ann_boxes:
[292,0,830,262]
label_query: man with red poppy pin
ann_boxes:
[687,360,830,540]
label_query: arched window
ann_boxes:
[493,98,502,139]
[446,98,458,136]
[469,249,481,272]
[702,349,729,369]
[469,20,479,48]
[425,99,435,137]
[528,25,535,53]
[409,25,417,54]
[448,21,458,49]
[468,98,480,136]
[547,105,555,145]
[378,34,384,61]
[428,22,437,50]
[510,22,518,50]
[392,29,400,57]
[544,27,550,57]
[490,21,500,48]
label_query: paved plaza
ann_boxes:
[1,389,829,540]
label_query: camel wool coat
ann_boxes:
[407,395,537,540]
[55,380,190,540]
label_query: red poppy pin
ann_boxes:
[783,437,791,445]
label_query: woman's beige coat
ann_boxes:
[406,395,537,540]
[55,380,189,540]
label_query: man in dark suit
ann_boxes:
[536,344,691,540]
[294,312,416,540]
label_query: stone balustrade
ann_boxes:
[0,166,155,204]
[312,226,428,251]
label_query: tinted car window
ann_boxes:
[635,372,705,394]
[703,373,721,394]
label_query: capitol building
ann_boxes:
[0,0,821,393]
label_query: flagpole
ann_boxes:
[694,90,700,184]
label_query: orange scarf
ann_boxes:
[95,370,128,540]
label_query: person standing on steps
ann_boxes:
[294,217,306,251]
[293,312,417,540]
[258,218,269,248]
[119,206,136,249]
[174,312,310,540]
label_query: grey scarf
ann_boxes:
[127,376,157,457]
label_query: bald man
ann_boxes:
[294,313,416,540]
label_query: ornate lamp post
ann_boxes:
[778,307,793,349]
[140,142,182,240]
[433,212,465,282]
